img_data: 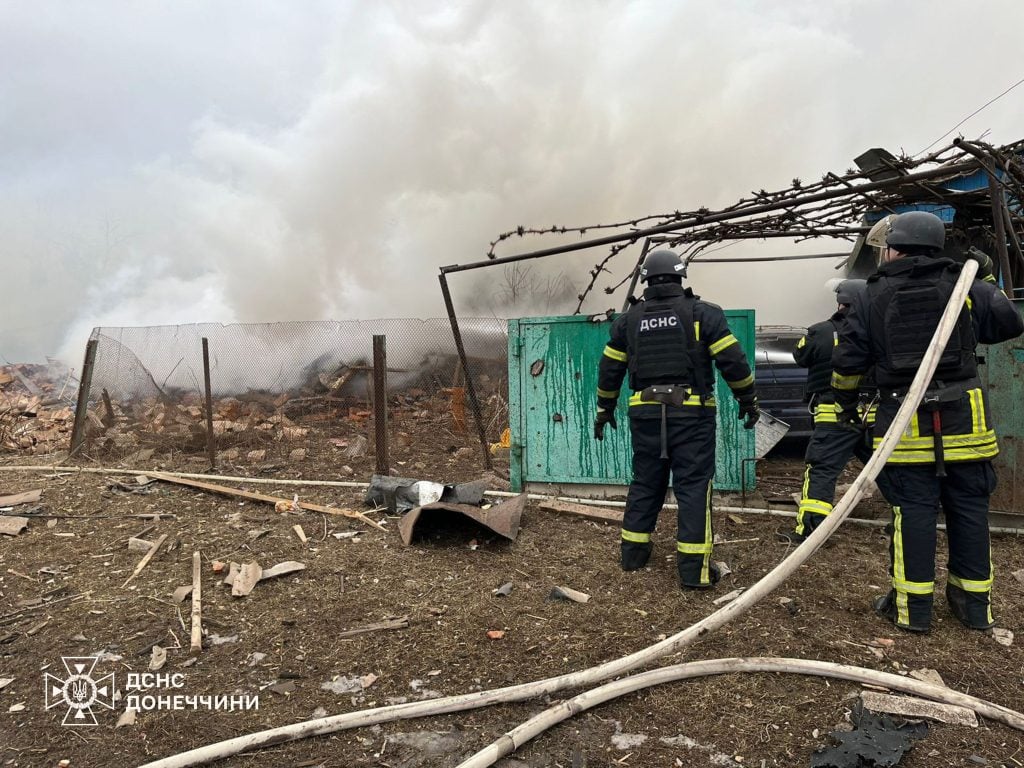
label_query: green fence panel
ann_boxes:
[509,311,755,492]
[982,299,1024,512]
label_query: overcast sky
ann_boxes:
[2,1,1023,363]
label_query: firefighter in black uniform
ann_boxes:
[832,211,1023,632]
[784,279,877,542]
[593,250,759,588]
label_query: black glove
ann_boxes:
[966,247,997,283]
[836,403,860,430]
[593,410,617,440]
[831,390,861,430]
[736,395,760,430]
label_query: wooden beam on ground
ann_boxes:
[190,551,202,655]
[538,499,623,524]
[121,534,168,588]
[145,471,385,531]
[336,616,409,639]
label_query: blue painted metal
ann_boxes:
[508,311,756,492]
[981,300,1024,512]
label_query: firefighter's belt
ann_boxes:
[639,385,689,408]
[884,377,981,405]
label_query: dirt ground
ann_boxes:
[2,424,1023,768]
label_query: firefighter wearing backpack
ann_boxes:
[593,250,759,588]
[832,211,1023,633]
[783,278,880,543]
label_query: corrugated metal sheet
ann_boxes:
[982,299,1024,512]
[508,311,755,492]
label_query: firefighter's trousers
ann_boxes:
[879,461,996,630]
[796,423,874,537]
[620,411,716,587]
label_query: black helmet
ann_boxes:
[886,211,945,252]
[835,278,866,305]
[640,250,685,282]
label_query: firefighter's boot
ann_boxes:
[621,542,653,572]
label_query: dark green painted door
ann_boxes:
[509,312,755,491]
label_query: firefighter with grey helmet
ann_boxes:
[783,278,891,544]
[833,210,1023,633]
[593,249,758,588]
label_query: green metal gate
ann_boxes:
[508,312,756,493]
[982,299,1024,512]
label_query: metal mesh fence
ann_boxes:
[77,319,509,472]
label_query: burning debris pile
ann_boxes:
[0,362,77,453]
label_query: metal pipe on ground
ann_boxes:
[134,263,981,768]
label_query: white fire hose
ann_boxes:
[130,261,1023,768]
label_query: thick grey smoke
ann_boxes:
[2,1,1022,364]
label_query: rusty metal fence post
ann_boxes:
[68,338,98,457]
[202,337,216,469]
[372,334,389,474]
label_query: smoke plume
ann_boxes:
[2,1,1022,364]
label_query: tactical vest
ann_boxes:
[625,294,701,392]
[803,319,839,399]
[868,260,978,388]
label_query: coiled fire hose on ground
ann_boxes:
[139,259,1024,768]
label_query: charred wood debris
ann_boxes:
[1,356,504,458]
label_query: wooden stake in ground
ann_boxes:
[145,471,385,531]
[122,534,168,588]
[190,551,202,655]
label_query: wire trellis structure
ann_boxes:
[442,136,1024,463]
[70,319,509,470]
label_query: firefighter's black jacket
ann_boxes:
[793,313,842,400]
[832,255,1023,463]
[596,283,755,419]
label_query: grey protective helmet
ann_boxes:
[835,278,866,305]
[886,211,946,252]
[639,250,686,282]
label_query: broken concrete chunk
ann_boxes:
[148,645,168,672]
[909,668,946,687]
[712,588,744,606]
[861,690,978,727]
[231,562,262,597]
[548,586,590,604]
[492,582,514,597]
[991,627,1014,647]
[223,562,241,586]
[171,586,193,604]
[0,517,29,536]
[260,561,306,581]
[115,708,138,728]
[0,489,42,507]
[127,537,154,553]
[1011,568,1024,586]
